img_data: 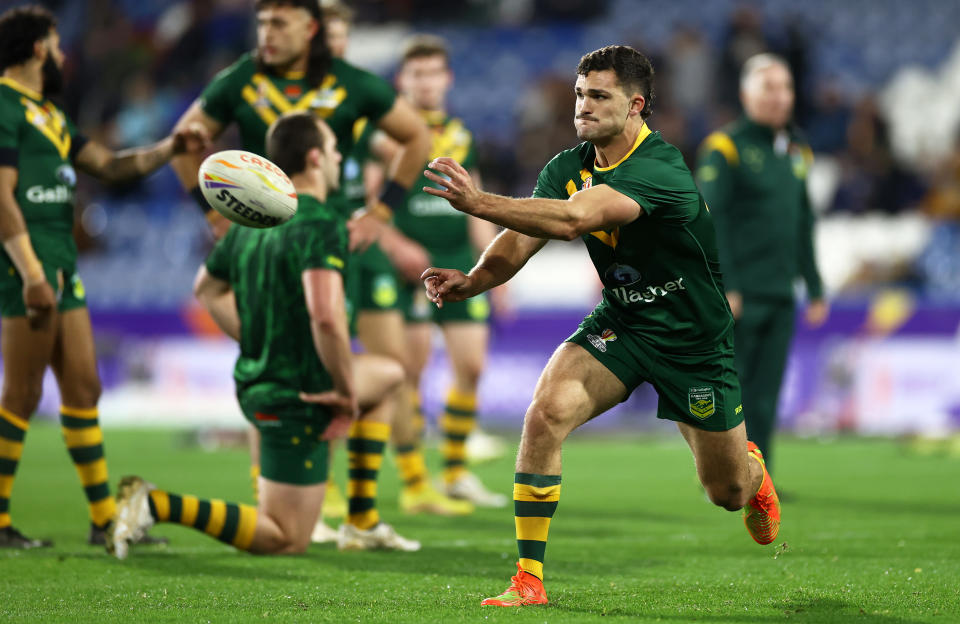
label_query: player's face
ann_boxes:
[742,64,794,128]
[257,6,315,68]
[574,70,637,142]
[398,55,451,111]
[317,122,342,191]
[325,18,349,58]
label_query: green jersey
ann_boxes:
[393,112,478,253]
[534,125,732,352]
[199,53,395,214]
[695,116,822,300]
[0,77,85,271]
[341,117,375,212]
[205,194,348,414]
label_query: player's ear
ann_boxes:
[34,38,48,63]
[307,146,322,168]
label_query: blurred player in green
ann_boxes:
[420,46,781,607]
[0,5,207,548]
[696,54,827,474]
[107,112,419,558]
[168,0,437,534]
[370,36,508,507]
[319,4,473,517]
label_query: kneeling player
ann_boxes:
[106,113,419,557]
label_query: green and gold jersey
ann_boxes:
[0,77,85,271]
[199,53,395,214]
[205,194,348,414]
[393,112,478,253]
[341,116,375,213]
[534,125,732,352]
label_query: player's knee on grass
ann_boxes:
[524,394,586,442]
[355,354,404,410]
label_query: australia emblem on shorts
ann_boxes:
[688,386,715,419]
[586,328,617,353]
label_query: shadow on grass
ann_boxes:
[551,597,931,623]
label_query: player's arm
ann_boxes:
[73,123,209,184]
[424,157,641,240]
[423,229,546,307]
[170,102,226,221]
[797,161,828,326]
[695,134,741,316]
[0,165,55,327]
[302,268,356,409]
[192,266,240,341]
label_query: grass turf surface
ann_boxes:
[1,425,959,623]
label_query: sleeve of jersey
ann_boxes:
[199,63,240,125]
[65,114,89,162]
[0,101,20,168]
[357,70,397,124]
[204,232,233,281]
[695,148,740,292]
[294,219,348,274]
[797,181,824,299]
[530,156,567,200]
[604,158,699,220]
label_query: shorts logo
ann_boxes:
[688,386,716,419]
[586,329,617,353]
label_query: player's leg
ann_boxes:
[48,307,117,538]
[107,423,329,559]
[483,342,628,606]
[0,313,58,548]
[397,320,431,491]
[735,298,795,474]
[439,321,506,507]
[336,352,419,551]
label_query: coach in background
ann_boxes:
[695,53,827,475]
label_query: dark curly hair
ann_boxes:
[577,45,655,119]
[254,0,331,89]
[0,5,56,72]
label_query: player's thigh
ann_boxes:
[677,420,750,486]
[258,477,326,550]
[0,314,58,415]
[49,307,101,407]
[441,321,489,386]
[356,309,406,362]
[526,341,629,434]
[353,352,404,409]
[404,322,433,384]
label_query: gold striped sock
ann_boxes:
[60,405,115,527]
[442,388,477,483]
[347,421,390,530]
[410,390,426,440]
[514,473,562,581]
[0,406,29,530]
[250,464,260,502]
[148,490,257,550]
[395,444,427,491]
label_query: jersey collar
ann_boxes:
[593,123,651,172]
[0,76,43,101]
[418,109,448,126]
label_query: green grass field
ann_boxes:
[2,424,958,623]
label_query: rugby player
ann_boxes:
[420,45,781,607]
[0,5,207,549]
[375,35,507,507]
[107,112,419,558]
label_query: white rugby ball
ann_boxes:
[198,149,298,228]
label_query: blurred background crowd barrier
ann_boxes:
[5,0,960,436]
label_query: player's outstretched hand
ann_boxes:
[299,390,358,440]
[171,121,210,155]
[23,279,55,331]
[421,267,473,309]
[423,157,481,214]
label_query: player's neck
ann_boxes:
[416,106,447,126]
[593,120,646,168]
[2,63,43,98]
[274,52,309,79]
[291,171,327,203]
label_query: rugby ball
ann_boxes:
[198,149,297,228]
